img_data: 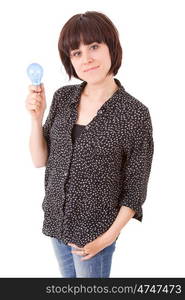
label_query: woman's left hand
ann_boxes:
[68,234,117,261]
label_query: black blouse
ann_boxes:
[42,78,154,247]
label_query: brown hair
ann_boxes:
[58,11,122,81]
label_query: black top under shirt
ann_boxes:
[42,78,154,247]
[71,124,85,144]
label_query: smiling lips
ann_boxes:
[84,66,99,72]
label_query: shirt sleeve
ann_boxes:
[42,90,60,158]
[119,107,154,221]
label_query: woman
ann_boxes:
[26,11,154,278]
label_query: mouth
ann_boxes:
[84,66,100,72]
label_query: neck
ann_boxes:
[82,75,119,102]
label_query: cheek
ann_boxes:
[71,61,80,72]
[104,51,112,65]
[98,57,111,71]
[97,51,111,65]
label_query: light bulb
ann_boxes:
[27,63,43,85]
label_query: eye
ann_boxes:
[73,51,81,57]
[71,44,99,57]
[91,44,99,50]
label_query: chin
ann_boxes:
[85,74,106,84]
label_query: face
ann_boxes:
[69,41,112,83]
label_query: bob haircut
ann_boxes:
[58,11,122,81]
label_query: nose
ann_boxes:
[82,51,93,65]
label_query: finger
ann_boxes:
[28,104,39,111]
[29,102,40,108]
[71,250,85,256]
[28,85,42,93]
[31,98,41,104]
[81,254,94,261]
[68,243,84,250]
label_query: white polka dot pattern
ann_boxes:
[41,78,154,247]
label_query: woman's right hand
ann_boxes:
[25,83,46,121]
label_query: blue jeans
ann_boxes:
[51,237,116,278]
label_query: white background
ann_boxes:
[0,0,184,277]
